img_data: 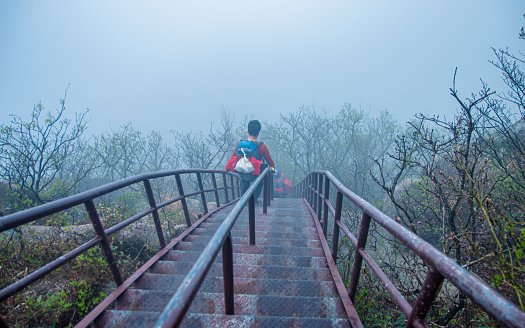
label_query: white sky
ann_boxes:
[0,1,524,137]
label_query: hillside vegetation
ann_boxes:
[1,28,525,328]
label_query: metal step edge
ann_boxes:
[115,291,348,319]
[174,241,324,251]
[162,250,328,267]
[206,216,315,222]
[172,243,326,256]
[190,228,320,239]
[183,235,322,246]
[95,311,350,328]
[150,262,333,281]
[199,224,318,233]
[133,273,340,297]
[174,240,324,250]
[200,220,316,228]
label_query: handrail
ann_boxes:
[153,168,271,328]
[0,169,241,323]
[0,169,238,232]
[294,170,525,328]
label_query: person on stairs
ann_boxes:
[225,120,276,202]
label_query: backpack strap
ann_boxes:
[236,140,264,160]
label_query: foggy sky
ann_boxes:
[0,1,523,137]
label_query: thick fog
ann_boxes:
[0,1,523,136]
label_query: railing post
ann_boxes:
[312,174,318,212]
[230,174,235,199]
[196,173,208,214]
[304,179,308,200]
[212,173,221,207]
[307,175,312,205]
[266,170,272,206]
[322,176,330,237]
[317,174,323,224]
[84,200,123,286]
[304,176,308,202]
[222,232,235,315]
[237,178,241,199]
[332,191,343,261]
[270,171,274,201]
[312,174,315,205]
[143,179,167,248]
[222,173,229,203]
[249,193,256,245]
[406,267,444,327]
[175,173,192,227]
[348,211,372,302]
[263,171,268,214]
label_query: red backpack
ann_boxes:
[274,173,293,197]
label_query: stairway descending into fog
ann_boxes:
[92,198,351,327]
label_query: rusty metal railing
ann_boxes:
[0,169,242,327]
[293,170,525,328]
[153,168,272,328]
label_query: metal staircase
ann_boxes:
[91,198,352,327]
[3,168,524,328]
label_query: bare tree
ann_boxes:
[265,105,331,182]
[372,64,525,325]
[93,123,143,182]
[0,88,89,203]
[137,131,179,172]
[266,104,398,202]
[173,109,238,170]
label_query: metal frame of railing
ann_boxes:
[293,170,525,328]
[0,169,244,328]
[152,167,272,327]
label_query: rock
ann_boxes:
[207,202,217,212]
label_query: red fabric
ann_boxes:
[225,154,261,175]
[225,155,238,172]
[283,179,293,193]
[249,157,261,175]
[278,174,293,194]
[230,141,275,168]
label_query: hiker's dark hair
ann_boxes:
[248,120,261,136]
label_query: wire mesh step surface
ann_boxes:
[92,198,351,327]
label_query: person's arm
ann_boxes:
[257,143,275,167]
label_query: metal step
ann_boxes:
[205,215,316,225]
[198,220,316,231]
[197,221,319,235]
[115,290,347,318]
[173,242,325,257]
[96,311,350,328]
[150,262,333,281]
[183,234,322,248]
[162,250,328,268]
[191,227,320,240]
[134,274,340,298]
